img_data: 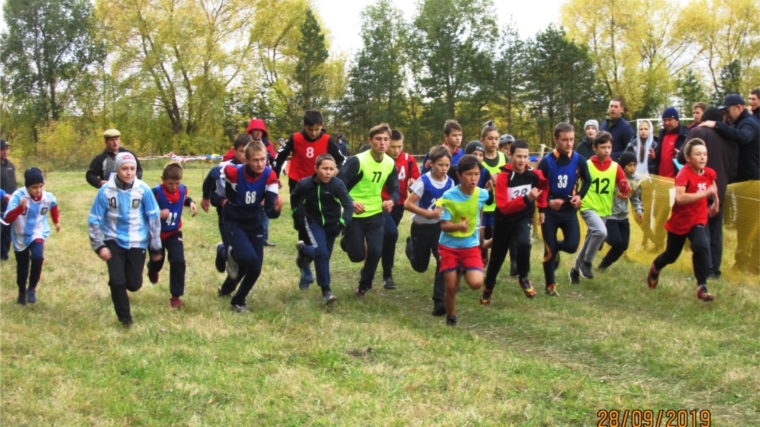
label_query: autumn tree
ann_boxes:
[1,0,104,132]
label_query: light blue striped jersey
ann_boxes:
[5,188,57,251]
[88,176,161,250]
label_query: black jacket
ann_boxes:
[86,147,143,188]
[683,127,738,201]
[0,158,17,211]
[713,109,760,182]
[575,137,594,161]
[291,174,353,235]
[653,124,689,177]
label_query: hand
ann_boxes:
[548,199,564,211]
[273,196,283,212]
[699,120,717,129]
[382,200,394,213]
[19,197,28,210]
[150,253,163,262]
[189,202,198,217]
[353,202,366,214]
[55,222,61,232]
[485,180,494,192]
[709,183,719,198]
[570,195,582,209]
[98,247,112,261]
[200,198,210,213]
[527,188,542,202]
[426,206,443,220]
[648,148,655,159]
[160,208,170,219]
[458,218,469,232]
[636,212,643,223]
[99,180,107,187]
[539,213,545,225]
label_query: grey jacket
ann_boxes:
[609,171,643,221]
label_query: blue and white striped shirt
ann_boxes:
[88,176,162,251]
[4,188,57,251]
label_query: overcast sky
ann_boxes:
[312,0,565,56]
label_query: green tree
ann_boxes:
[524,26,607,145]
[344,0,408,136]
[675,69,707,116]
[491,24,526,134]
[412,0,498,137]
[712,60,742,105]
[0,0,104,127]
[294,9,329,112]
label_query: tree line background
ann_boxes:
[1,0,758,169]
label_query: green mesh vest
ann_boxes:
[349,151,396,218]
[436,187,482,237]
[482,152,506,213]
[581,159,618,216]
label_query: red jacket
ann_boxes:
[223,118,276,162]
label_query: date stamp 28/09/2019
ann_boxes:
[596,409,711,427]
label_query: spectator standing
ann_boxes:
[0,139,17,260]
[600,98,634,161]
[86,129,143,189]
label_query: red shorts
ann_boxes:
[438,245,484,273]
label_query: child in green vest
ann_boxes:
[480,121,507,267]
[569,131,630,284]
[436,155,492,326]
[337,123,399,297]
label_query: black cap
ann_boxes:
[719,94,746,110]
[702,106,723,122]
[0,139,9,148]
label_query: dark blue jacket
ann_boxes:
[713,109,759,182]
[601,115,634,162]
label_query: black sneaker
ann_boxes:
[120,318,133,327]
[295,241,309,269]
[322,290,337,305]
[480,287,493,306]
[217,287,232,297]
[509,260,518,277]
[553,252,561,271]
[431,303,446,316]
[355,287,367,298]
[382,277,396,290]
[569,268,580,285]
[446,315,458,326]
[579,262,594,279]
[215,242,226,273]
[17,291,27,306]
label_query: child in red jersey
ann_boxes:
[647,138,719,301]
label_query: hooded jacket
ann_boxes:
[222,118,276,162]
[624,119,659,175]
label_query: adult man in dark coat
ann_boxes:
[86,129,143,188]
[601,98,634,162]
[684,107,738,277]
[700,94,760,273]
[0,139,18,260]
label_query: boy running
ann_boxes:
[421,120,464,173]
[536,123,591,296]
[569,131,630,283]
[146,163,198,308]
[481,140,548,304]
[598,152,643,270]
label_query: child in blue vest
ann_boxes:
[222,141,282,312]
[404,146,455,316]
[291,153,354,305]
[201,134,250,296]
[3,168,61,305]
[437,155,492,326]
[88,153,163,326]
[536,123,591,296]
[146,163,197,308]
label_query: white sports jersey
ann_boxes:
[88,176,161,251]
[5,188,57,251]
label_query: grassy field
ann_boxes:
[1,169,759,426]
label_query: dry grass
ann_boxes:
[1,169,759,426]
